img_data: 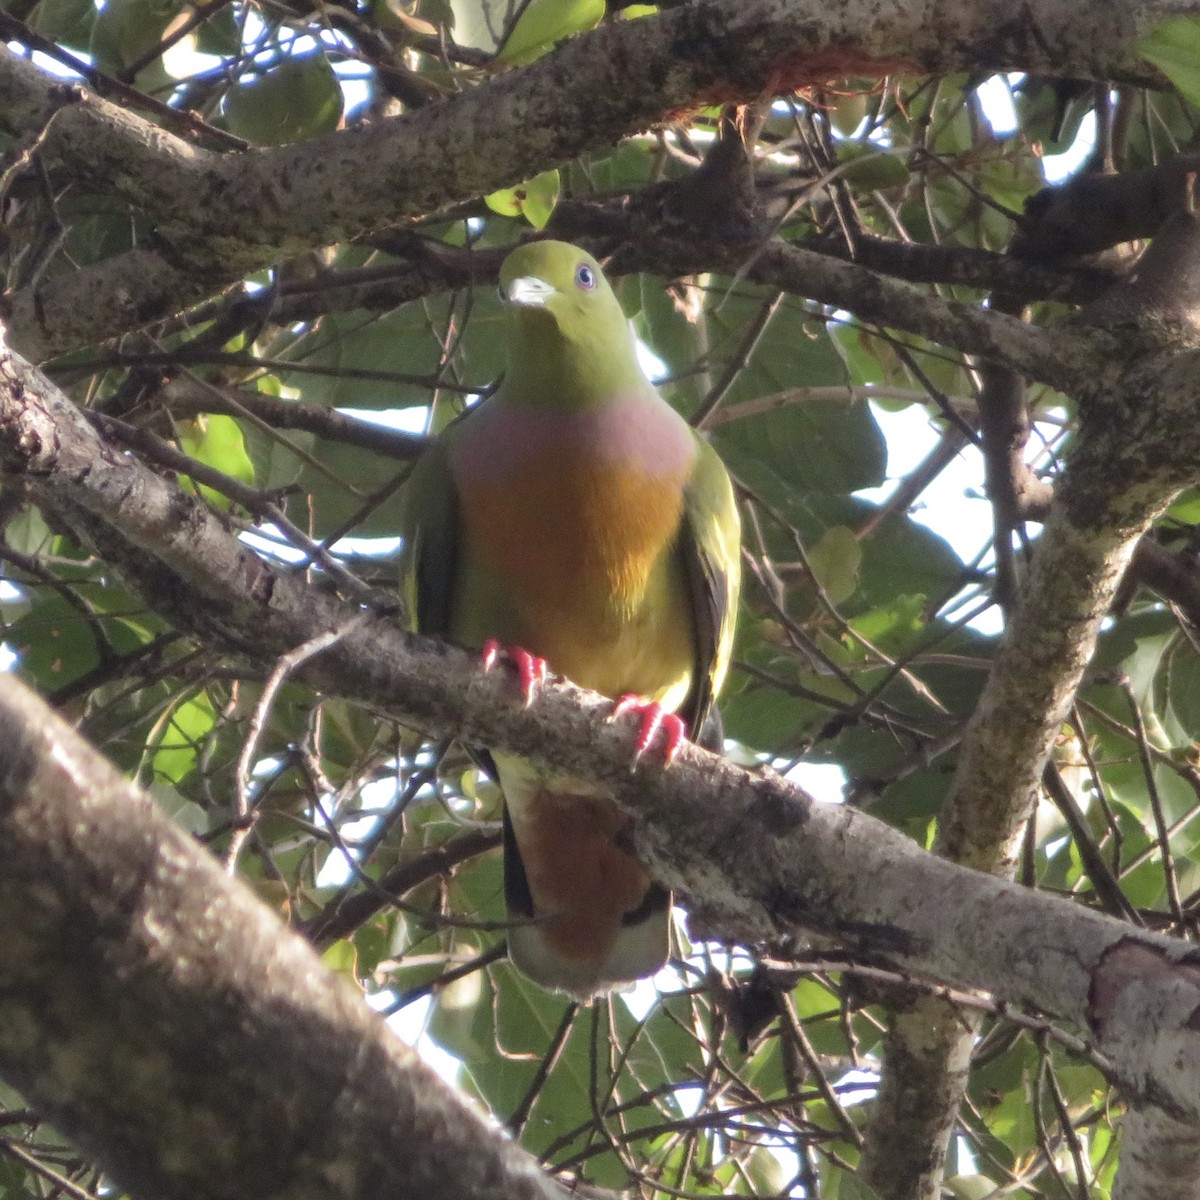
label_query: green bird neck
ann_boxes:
[502,311,651,411]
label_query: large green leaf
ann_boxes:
[274,289,504,411]
[223,54,345,146]
[1138,17,1200,108]
[179,414,256,507]
[149,691,217,785]
[496,0,604,64]
[484,169,561,229]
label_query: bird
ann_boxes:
[401,240,740,997]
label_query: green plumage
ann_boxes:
[401,241,740,996]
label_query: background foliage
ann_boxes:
[2,1,1200,1197]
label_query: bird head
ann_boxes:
[500,241,617,321]
[497,241,648,409]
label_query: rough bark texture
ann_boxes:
[3,11,1200,1192]
[941,220,1200,874]
[7,605,1200,1190]
[657,238,1086,392]
[860,995,977,1200]
[882,217,1200,1200]
[1118,1108,1200,1200]
[5,326,1200,1145]
[0,672,569,1200]
[4,218,1200,1196]
[937,506,1149,871]
[0,0,1190,357]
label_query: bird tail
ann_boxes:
[499,765,670,998]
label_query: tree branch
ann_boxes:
[0,0,1185,357]
[7,290,1200,1200]
[0,669,575,1200]
[932,212,1200,1200]
[1019,151,1200,260]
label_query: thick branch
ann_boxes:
[860,996,976,1200]
[7,205,1200,1196]
[99,233,1101,396]
[158,377,429,460]
[1019,152,1200,260]
[0,671,570,1200]
[1133,538,1200,632]
[934,215,1200,1200]
[936,502,1149,870]
[743,240,1084,390]
[1118,1108,1200,1200]
[0,0,1188,356]
[941,216,1200,873]
[5,317,1200,1133]
[98,222,1112,344]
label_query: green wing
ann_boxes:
[399,434,460,638]
[678,434,741,748]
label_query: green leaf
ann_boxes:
[832,1171,882,1199]
[194,4,241,56]
[151,692,216,784]
[720,672,839,751]
[809,524,863,605]
[835,144,910,191]
[2,504,53,557]
[1011,79,1094,155]
[484,169,561,229]
[855,507,961,607]
[571,139,657,194]
[89,0,180,72]
[272,284,503,411]
[743,1145,789,1195]
[179,414,256,508]
[946,1175,1004,1200]
[1166,488,1200,523]
[496,0,604,65]
[701,281,886,496]
[1157,634,1200,746]
[0,1150,43,1199]
[1138,17,1200,107]
[714,393,885,500]
[848,594,926,657]
[8,590,103,690]
[26,0,95,50]
[151,785,212,835]
[631,270,709,412]
[831,92,869,137]
[322,939,360,984]
[6,579,155,692]
[223,54,344,146]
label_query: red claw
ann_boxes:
[481,638,548,706]
[611,695,687,764]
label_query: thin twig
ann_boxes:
[227,617,370,872]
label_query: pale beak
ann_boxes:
[505,275,556,307]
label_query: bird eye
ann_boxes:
[575,263,596,290]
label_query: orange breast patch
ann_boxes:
[456,453,690,691]
[460,455,685,610]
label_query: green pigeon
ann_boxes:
[401,240,740,996]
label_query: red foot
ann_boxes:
[482,638,548,706]
[611,695,687,764]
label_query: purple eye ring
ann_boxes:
[575,263,596,290]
